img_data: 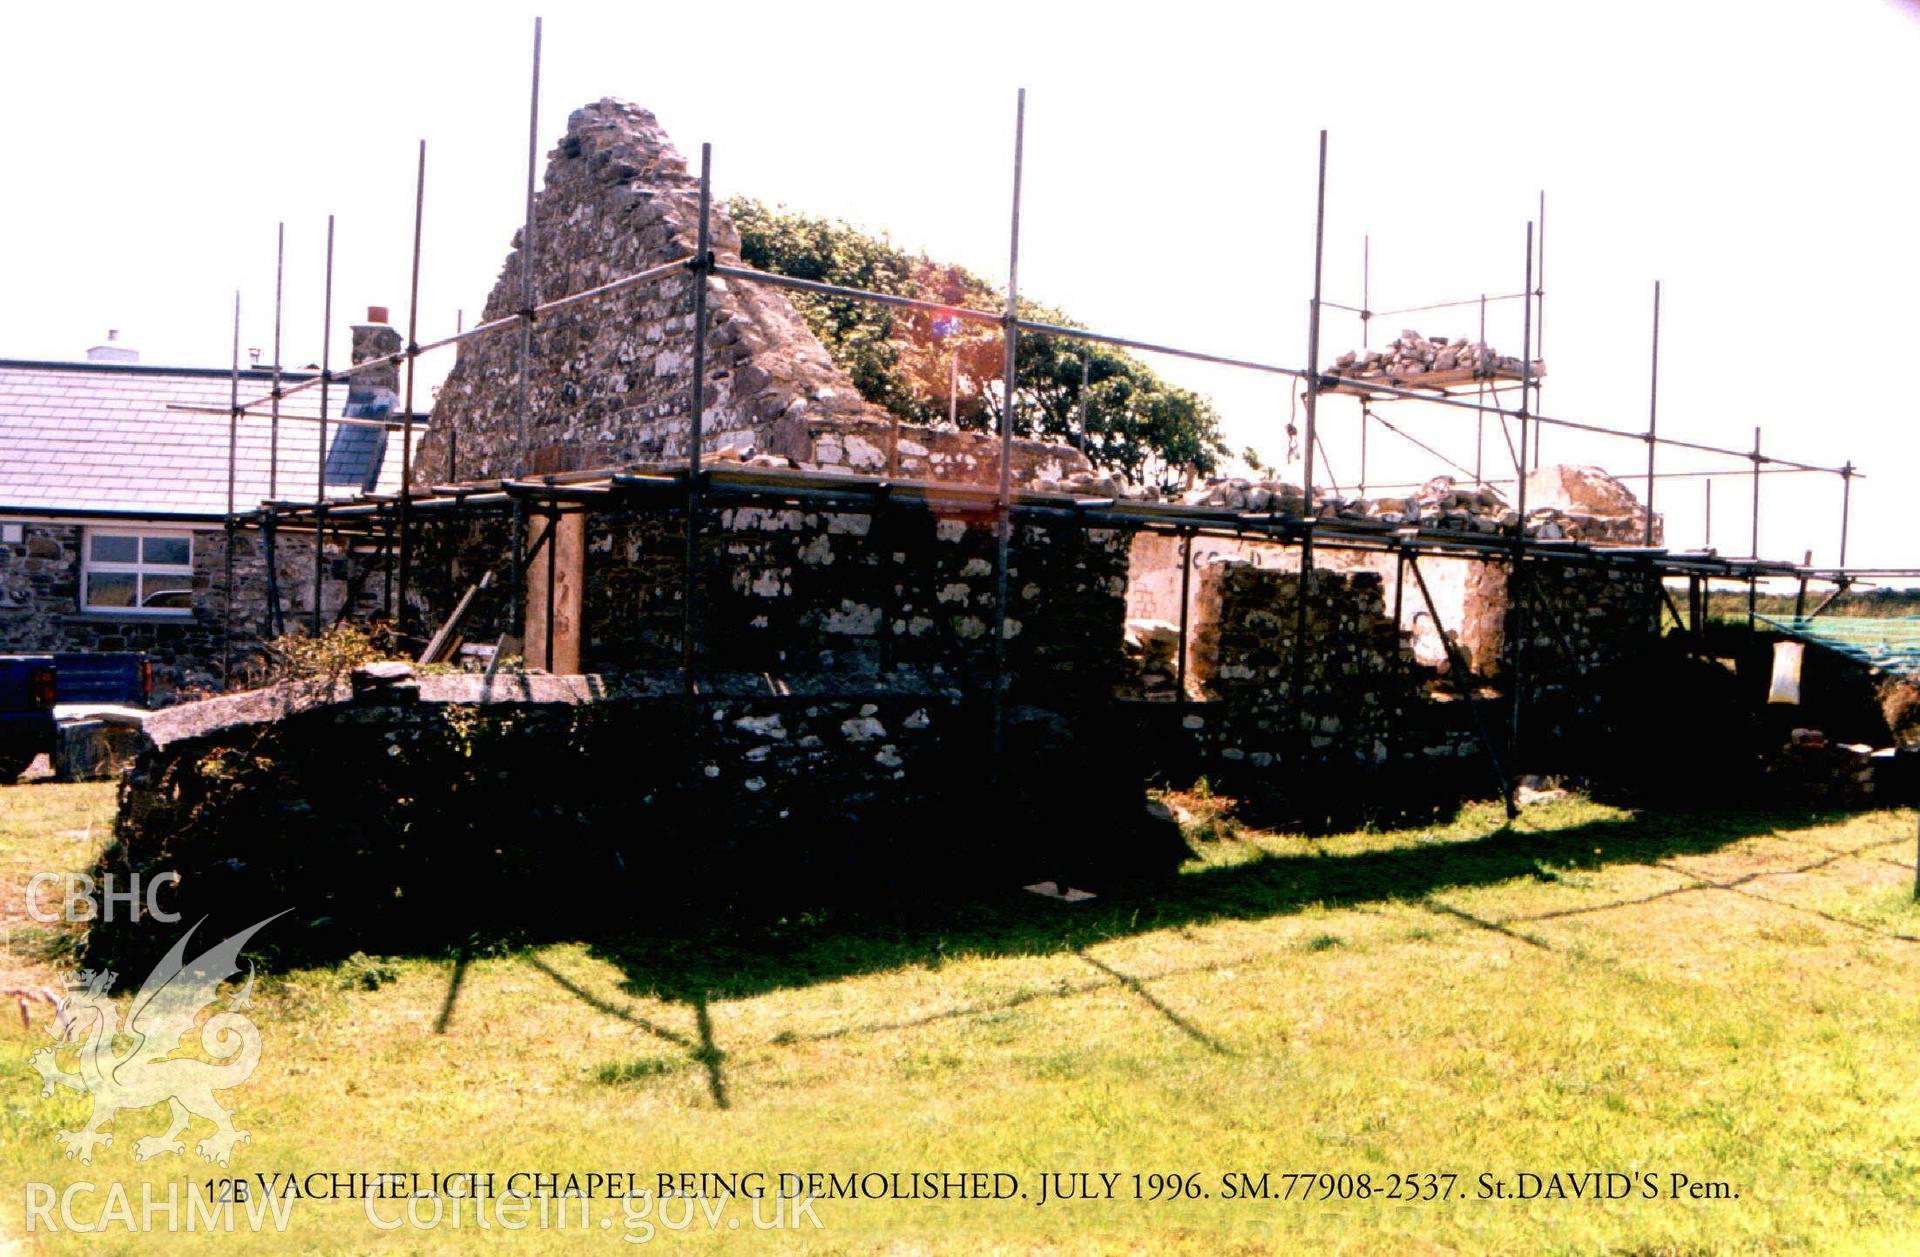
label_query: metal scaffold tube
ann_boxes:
[1645,280,1660,546]
[682,141,713,694]
[224,289,240,681]
[1288,130,1328,745]
[1839,462,1854,568]
[398,139,426,635]
[269,223,284,500]
[226,291,240,522]
[1358,235,1370,496]
[1370,291,1528,319]
[1532,191,1546,469]
[991,87,1026,767]
[202,226,1851,517]
[206,84,1874,700]
[212,255,695,422]
[515,16,542,474]
[313,215,334,636]
[1176,531,1192,698]
[1506,220,1534,807]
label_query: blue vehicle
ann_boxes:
[0,653,150,784]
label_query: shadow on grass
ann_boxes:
[578,804,1859,1007]
[486,802,1910,1104]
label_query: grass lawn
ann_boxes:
[1,781,1918,1253]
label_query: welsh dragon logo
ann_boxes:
[29,912,286,1166]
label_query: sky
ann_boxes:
[2,1,1915,573]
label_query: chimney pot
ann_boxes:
[367,305,390,325]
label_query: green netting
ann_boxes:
[1758,614,1920,676]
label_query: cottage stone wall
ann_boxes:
[0,522,381,700]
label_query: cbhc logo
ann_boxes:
[25,873,181,923]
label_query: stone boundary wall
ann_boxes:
[90,667,1173,968]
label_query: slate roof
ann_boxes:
[0,360,417,519]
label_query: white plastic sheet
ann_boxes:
[1768,640,1805,705]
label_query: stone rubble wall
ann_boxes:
[403,502,1132,706]
[1128,560,1490,820]
[1125,532,1509,680]
[89,666,1176,967]
[799,416,1092,487]
[1116,538,1664,798]
[1507,562,1661,682]
[93,675,956,967]
[1495,562,1662,757]
[352,482,1663,815]
[416,99,1089,491]
[1187,563,1415,768]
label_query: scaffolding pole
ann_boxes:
[398,138,425,635]
[210,237,1853,492]
[1532,190,1546,470]
[223,289,240,682]
[991,88,1026,767]
[1643,281,1661,546]
[1288,129,1328,749]
[1475,294,1487,488]
[1176,530,1192,698]
[1839,461,1854,568]
[1358,234,1370,496]
[515,16,542,473]
[1506,221,1535,805]
[1370,291,1528,319]
[313,215,334,636]
[1749,424,1762,627]
[262,517,282,639]
[682,141,714,695]
[269,223,284,500]
[186,82,1873,725]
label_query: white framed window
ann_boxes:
[81,528,194,615]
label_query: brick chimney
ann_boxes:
[346,306,402,419]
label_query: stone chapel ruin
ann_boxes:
[88,98,1907,963]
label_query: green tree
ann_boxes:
[729,198,1226,489]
